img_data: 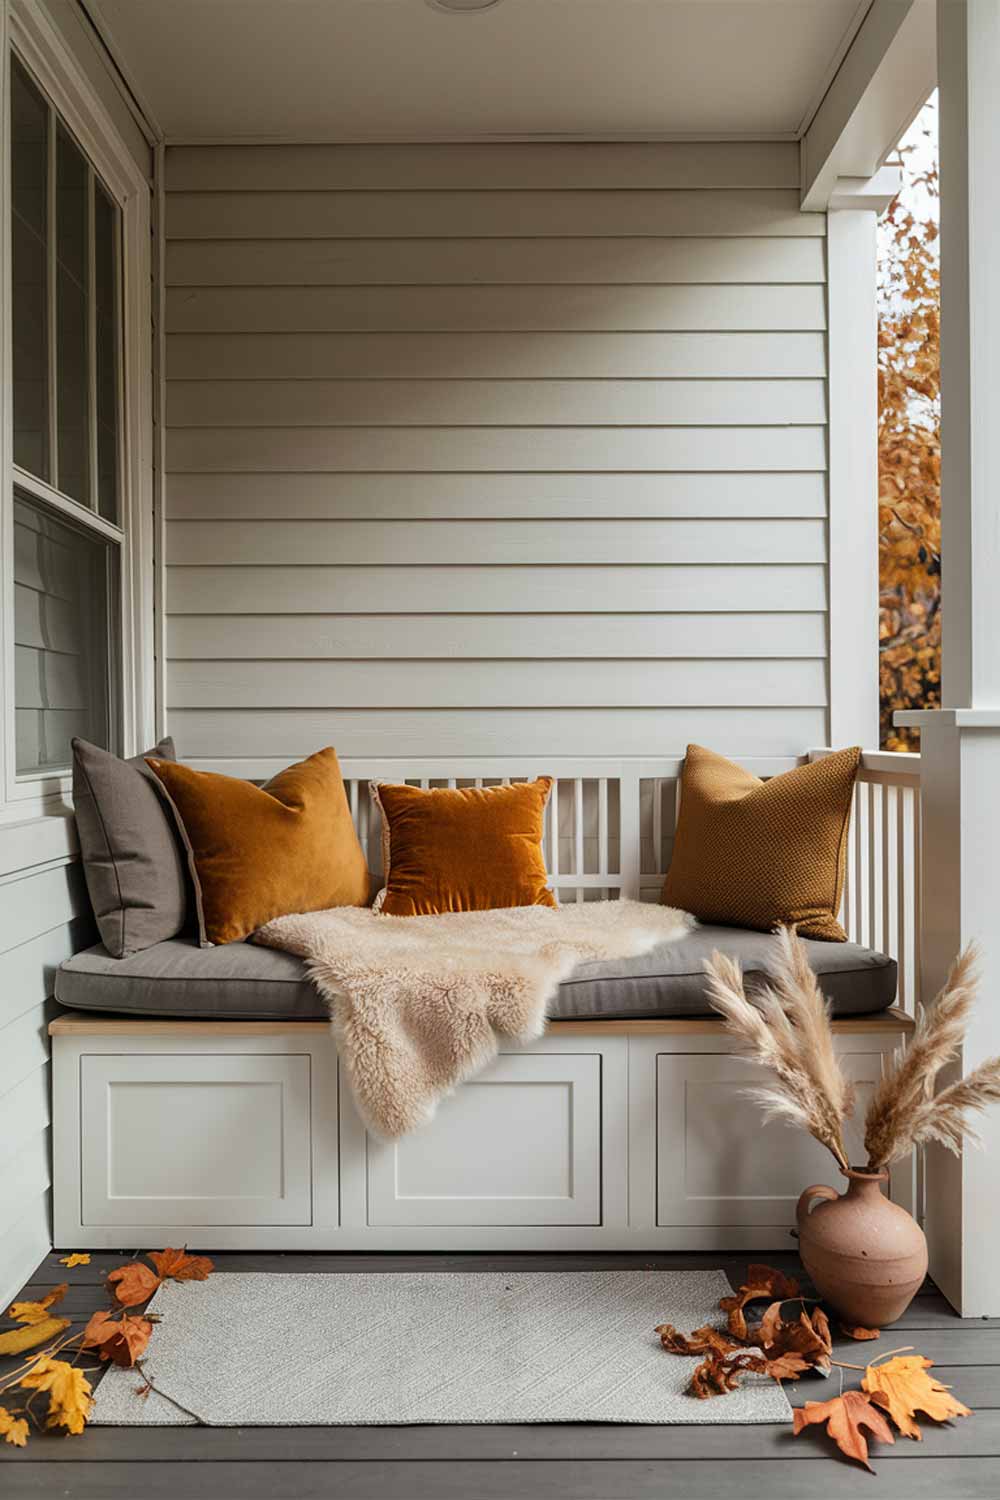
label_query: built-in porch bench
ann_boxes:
[48,922,913,1256]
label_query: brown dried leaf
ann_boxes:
[148,1247,214,1283]
[841,1323,881,1341]
[81,1309,154,1368]
[689,1351,768,1400]
[718,1265,800,1340]
[793,1390,896,1471]
[107,1261,161,1308]
[655,1323,742,1356]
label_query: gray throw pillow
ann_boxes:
[72,736,188,958]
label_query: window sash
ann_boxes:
[11,50,124,527]
[6,46,129,787]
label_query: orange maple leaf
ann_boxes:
[106,1261,161,1308]
[81,1309,154,1369]
[793,1391,896,1471]
[862,1355,972,1440]
[148,1247,214,1282]
[59,1253,91,1269]
[7,1284,68,1326]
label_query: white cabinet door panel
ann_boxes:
[81,1053,312,1226]
[368,1052,601,1226]
[657,1052,882,1227]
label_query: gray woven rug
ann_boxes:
[91,1270,791,1426]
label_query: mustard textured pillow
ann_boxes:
[371,778,556,918]
[147,747,371,945]
[661,744,861,941]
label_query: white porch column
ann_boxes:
[896,0,1000,1316]
[826,173,899,749]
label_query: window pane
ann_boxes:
[94,182,120,523]
[13,490,118,774]
[11,55,49,481]
[56,123,90,506]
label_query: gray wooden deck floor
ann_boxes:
[3,1250,998,1498]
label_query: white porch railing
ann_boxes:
[809,749,922,1015]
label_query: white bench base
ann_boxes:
[50,1014,915,1252]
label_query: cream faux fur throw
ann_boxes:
[256,900,692,1138]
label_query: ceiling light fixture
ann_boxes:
[425,0,504,13]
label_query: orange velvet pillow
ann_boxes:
[661,744,860,941]
[371,778,556,917]
[147,747,371,945]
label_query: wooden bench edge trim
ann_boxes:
[48,1008,916,1038]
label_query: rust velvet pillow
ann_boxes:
[371,778,556,917]
[661,744,861,941]
[147,747,371,945]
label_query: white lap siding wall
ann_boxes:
[162,141,829,763]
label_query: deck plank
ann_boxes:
[6,1458,998,1499]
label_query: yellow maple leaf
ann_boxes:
[7,1284,68,1326]
[863,1355,972,1440]
[19,1357,93,1436]
[0,1406,29,1448]
[59,1253,91,1269]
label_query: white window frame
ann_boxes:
[0,0,152,816]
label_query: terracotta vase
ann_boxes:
[796,1168,928,1328]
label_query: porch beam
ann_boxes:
[895,0,1000,1319]
[801,0,936,210]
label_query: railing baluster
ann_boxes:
[549,779,560,890]
[896,784,907,1012]
[857,786,863,936]
[598,777,609,887]
[914,785,922,1007]
[652,778,664,879]
[881,782,891,957]
[867,781,877,952]
[574,778,584,880]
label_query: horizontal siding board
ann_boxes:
[0,1066,50,1184]
[0,918,94,1031]
[0,1189,50,1314]
[166,378,827,429]
[166,142,801,192]
[0,862,89,956]
[166,284,826,334]
[0,1127,51,1224]
[168,707,828,758]
[168,612,829,661]
[0,817,77,878]
[0,999,58,1106]
[167,658,827,711]
[167,189,826,240]
[166,426,827,473]
[166,331,828,380]
[166,472,829,521]
[167,564,826,614]
[166,519,828,567]
[166,236,825,287]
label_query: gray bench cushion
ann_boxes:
[55,924,897,1022]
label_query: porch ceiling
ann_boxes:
[87,0,872,144]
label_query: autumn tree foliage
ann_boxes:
[878,104,940,750]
